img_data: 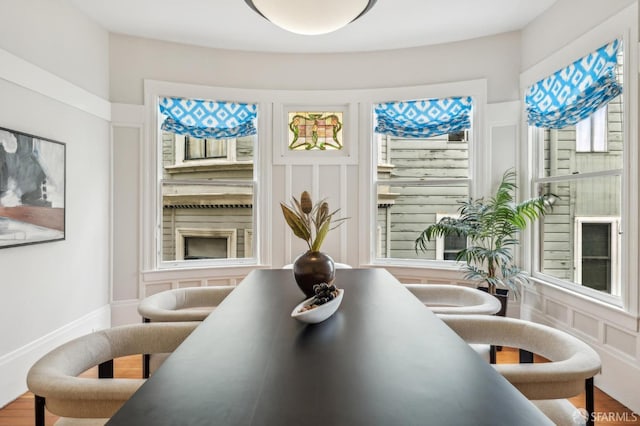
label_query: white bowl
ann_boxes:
[291,289,344,324]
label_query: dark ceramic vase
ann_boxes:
[293,251,335,297]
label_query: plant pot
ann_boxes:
[293,251,335,297]
[478,286,509,353]
[477,286,508,317]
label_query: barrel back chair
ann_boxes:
[442,314,601,426]
[404,283,502,362]
[137,285,235,377]
[137,285,235,322]
[404,284,502,315]
[27,322,198,426]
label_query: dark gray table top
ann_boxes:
[107,268,551,426]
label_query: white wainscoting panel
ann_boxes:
[572,311,600,341]
[604,325,637,358]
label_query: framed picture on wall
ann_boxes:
[0,126,66,248]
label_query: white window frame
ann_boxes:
[573,216,620,296]
[144,80,265,271]
[176,228,237,260]
[523,13,637,313]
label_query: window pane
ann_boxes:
[445,234,466,251]
[162,182,253,261]
[539,175,620,293]
[542,50,623,176]
[581,223,610,257]
[581,259,611,292]
[184,237,227,259]
[443,234,466,260]
[186,136,204,160]
[575,117,592,152]
[591,106,608,152]
[205,139,227,158]
[160,128,256,263]
[543,98,622,176]
[377,183,469,260]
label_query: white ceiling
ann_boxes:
[68,0,558,54]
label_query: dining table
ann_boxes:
[107,268,552,425]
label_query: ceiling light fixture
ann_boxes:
[244,0,377,36]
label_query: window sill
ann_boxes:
[370,258,463,269]
[142,262,268,282]
[527,275,639,330]
[165,161,253,174]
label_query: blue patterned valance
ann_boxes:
[159,97,257,139]
[525,39,622,129]
[374,97,473,138]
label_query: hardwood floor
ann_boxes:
[1,350,638,425]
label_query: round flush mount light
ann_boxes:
[244,0,377,36]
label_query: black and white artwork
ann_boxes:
[0,126,65,248]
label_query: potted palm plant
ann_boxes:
[414,169,552,312]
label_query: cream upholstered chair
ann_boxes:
[27,322,197,426]
[404,284,501,315]
[404,284,502,362]
[137,285,235,322]
[137,285,234,377]
[441,315,601,426]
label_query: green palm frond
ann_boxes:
[415,168,553,296]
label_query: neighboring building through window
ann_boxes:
[158,97,256,266]
[184,135,229,160]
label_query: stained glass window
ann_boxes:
[288,112,343,150]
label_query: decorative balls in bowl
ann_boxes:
[291,283,344,324]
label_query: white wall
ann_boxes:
[521,0,637,70]
[109,31,521,104]
[0,0,111,408]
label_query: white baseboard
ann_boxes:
[111,299,142,326]
[0,305,111,409]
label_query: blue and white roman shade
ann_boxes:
[159,97,258,139]
[374,97,473,138]
[525,39,622,129]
